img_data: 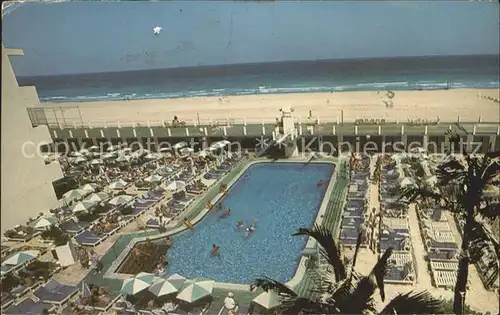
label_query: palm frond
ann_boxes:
[479,202,500,218]
[348,231,364,283]
[293,224,347,281]
[486,151,500,158]
[370,247,393,302]
[378,290,445,314]
[335,276,376,314]
[249,277,297,298]
[399,186,442,203]
[281,297,333,314]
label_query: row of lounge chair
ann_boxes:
[378,159,416,284]
[74,192,164,247]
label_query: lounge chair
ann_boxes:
[75,231,105,246]
[146,219,160,228]
[3,297,56,315]
[33,279,78,305]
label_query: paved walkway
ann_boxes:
[407,204,433,288]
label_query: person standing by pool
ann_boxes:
[211,244,220,257]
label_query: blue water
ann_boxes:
[17,55,499,103]
[165,162,334,284]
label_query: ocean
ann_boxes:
[17,55,499,103]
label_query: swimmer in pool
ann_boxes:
[217,203,223,211]
[211,244,220,257]
[245,224,256,238]
[317,180,325,187]
[222,208,231,217]
[236,220,244,228]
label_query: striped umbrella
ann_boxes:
[163,180,186,192]
[86,192,109,203]
[73,157,87,164]
[121,272,154,295]
[81,183,98,192]
[173,142,188,149]
[176,278,215,303]
[2,250,40,266]
[253,291,281,309]
[63,189,87,201]
[116,155,131,163]
[109,180,128,189]
[72,200,97,213]
[33,216,58,229]
[144,174,163,183]
[166,273,186,289]
[108,195,133,206]
[148,277,182,297]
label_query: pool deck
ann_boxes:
[81,155,350,305]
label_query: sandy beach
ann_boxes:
[45,89,500,127]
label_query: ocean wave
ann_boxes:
[39,79,500,103]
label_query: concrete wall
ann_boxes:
[1,45,63,234]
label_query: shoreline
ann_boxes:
[40,88,500,126]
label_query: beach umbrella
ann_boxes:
[102,153,116,160]
[197,150,209,158]
[90,159,103,165]
[81,183,99,192]
[173,142,188,150]
[218,140,231,146]
[144,174,163,183]
[106,145,119,152]
[148,276,184,297]
[159,147,172,152]
[210,142,224,150]
[86,192,109,203]
[164,180,186,192]
[73,157,87,164]
[116,155,131,163]
[398,177,415,188]
[179,147,194,155]
[176,278,215,303]
[81,281,91,298]
[109,180,128,189]
[109,195,133,206]
[69,151,82,157]
[145,153,161,160]
[166,273,186,289]
[2,250,39,266]
[63,189,87,201]
[33,216,58,229]
[252,291,281,310]
[72,201,97,213]
[121,272,155,295]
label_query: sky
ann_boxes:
[2,1,499,76]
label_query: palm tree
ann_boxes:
[250,225,444,314]
[400,154,500,314]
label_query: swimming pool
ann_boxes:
[165,162,335,284]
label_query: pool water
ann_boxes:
[165,162,334,284]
